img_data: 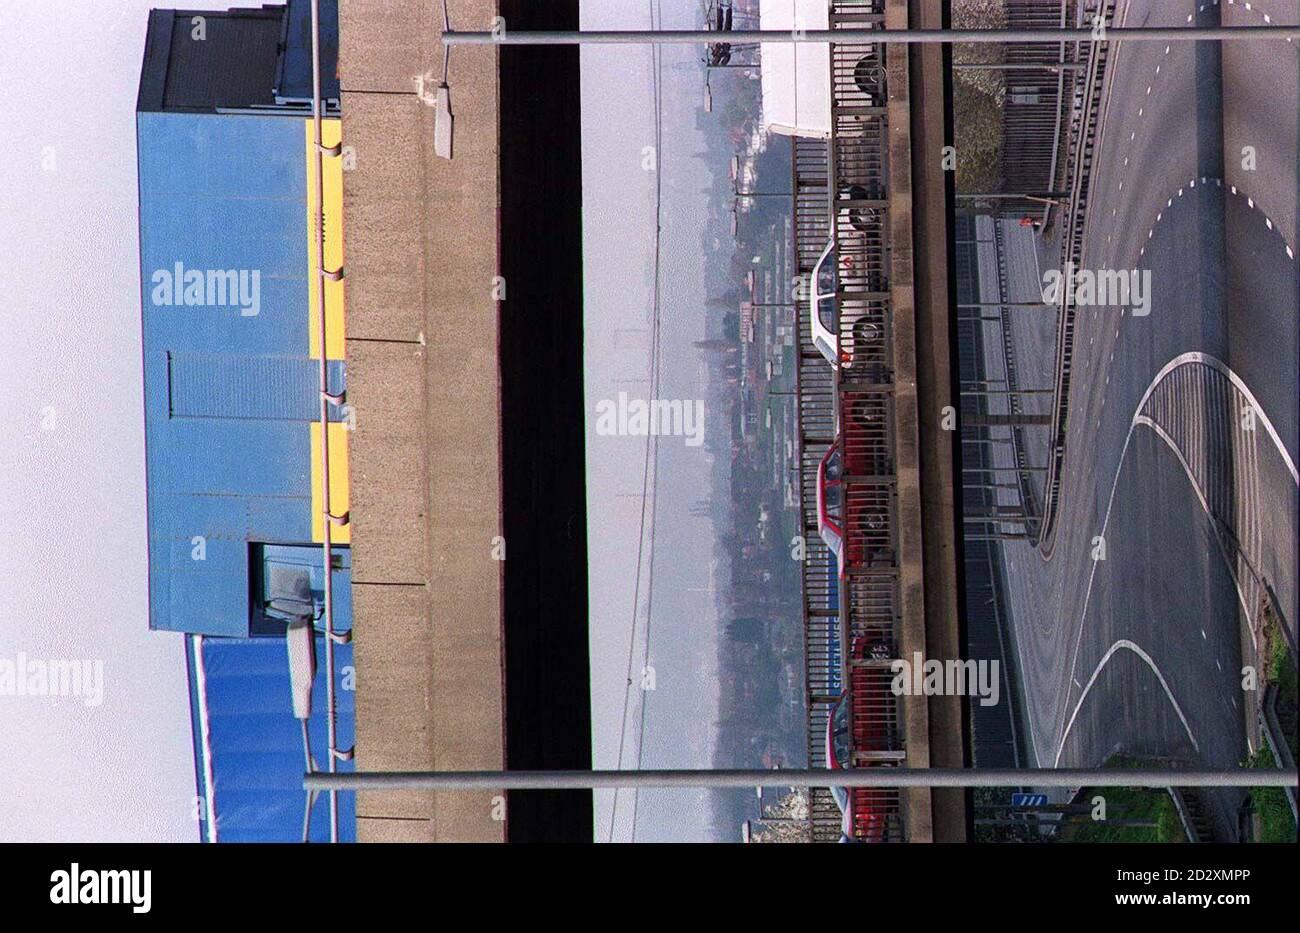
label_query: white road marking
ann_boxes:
[1056,639,1200,765]
[1224,184,1298,263]
[1055,354,1297,763]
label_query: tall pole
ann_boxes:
[952,62,1084,70]
[442,26,1300,46]
[305,767,1297,792]
[309,0,338,845]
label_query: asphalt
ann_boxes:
[987,0,1298,838]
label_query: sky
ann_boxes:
[581,0,729,842]
[0,0,239,842]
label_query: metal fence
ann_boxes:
[792,135,843,842]
[830,4,904,839]
[989,218,1041,534]
[1000,0,1083,224]
[955,214,1027,769]
[791,0,904,842]
[1037,0,1114,550]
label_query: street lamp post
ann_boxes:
[444,26,1300,47]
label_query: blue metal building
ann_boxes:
[137,1,354,842]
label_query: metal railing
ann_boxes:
[1260,684,1299,824]
[787,1,904,842]
[999,0,1083,225]
[1036,0,1114,552]
[308,0,351,844]
[830,1,904,842]
[792,135,842,842]
[955,215,1034,768]
[989,219,1041,534]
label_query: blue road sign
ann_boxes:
[1012,793,1049,808]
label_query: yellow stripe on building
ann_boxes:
[306,118,346,360]
[311,421,351,544]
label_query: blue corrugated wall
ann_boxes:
[192,633,357,842]
[138,111,345,637]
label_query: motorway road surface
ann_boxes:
[993,0,1297,839]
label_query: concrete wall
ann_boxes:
[339,0,505,842]
[885,0,934,843]
[886,0,968,842]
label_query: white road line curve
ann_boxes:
[1053,352,1295,763]
[1136,352,1297,484]
[1055,638,1200,767]
[1135,414,1264,637]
